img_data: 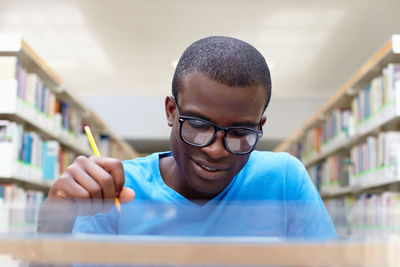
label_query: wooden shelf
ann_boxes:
[0,177,51,192]
[86,110,138,159]
[321,166,400,198]
[303,101,400,167]
[0,110,91,157]
[275,35,400,153]
[55,86,91,119]
[0,33,137,161]
[0,33,138,193]
[0,33,61,90]
[274,34,400,202]
[321,180,400,198]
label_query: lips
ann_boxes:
[191,158,229,180]
[194,159,228,171]
[199,163,218,172]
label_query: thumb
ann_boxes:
[118,187,135,204]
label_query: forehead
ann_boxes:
[178,72,266,125]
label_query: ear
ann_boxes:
[165,96,176,127]
[261,115,267,127]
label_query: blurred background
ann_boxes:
[1,0,399,154]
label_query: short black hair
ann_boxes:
[172,36,272,110]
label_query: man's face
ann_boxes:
[166,71,267,198]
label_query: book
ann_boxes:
[0,184,44,233]
[384,64,400,102]
[325,191,400,237]
[0,120,11,142]
[42,140,60,181]
[0,56,17,79]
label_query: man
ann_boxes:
[38,36,336,238]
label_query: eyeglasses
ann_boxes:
[174,100,263,155]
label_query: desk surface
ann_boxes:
[0,235,399,266]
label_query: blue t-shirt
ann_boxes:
[73,151,337,239]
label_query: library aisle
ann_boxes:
[276,34,400,239]
[0,33,137,234]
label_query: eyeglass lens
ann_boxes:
[181,118,258,153]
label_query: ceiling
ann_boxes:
[1,0,399,152]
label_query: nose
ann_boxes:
[200,130,230,159]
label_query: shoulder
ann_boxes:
[122,151,168,187]
[231,151,308,200]
[123,153,155,174]
[246,150,308,188]
[249,150,296,161]
[248,150,305,173]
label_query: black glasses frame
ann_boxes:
[174,101,263,155]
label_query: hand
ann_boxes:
[37,155,135,233]
[48,155,134,214]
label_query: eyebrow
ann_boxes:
[180,109,259,128]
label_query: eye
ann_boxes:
[186,119,212,130]
[228,128,252,137]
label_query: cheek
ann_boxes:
[170,125,190,160]
[170,129,196,178]
[231,155,250,173]
[170,126,180,153]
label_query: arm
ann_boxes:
[285,156,337,239]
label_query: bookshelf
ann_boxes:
[0,33,138,232]
[274,35,400,236]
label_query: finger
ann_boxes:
[66,163,103,200]
[119,187,135,204]
[79,156,116,200]
[50,175,90,201]
[51,176,94,215]
[91,156,125,195]
[67,167,104,213]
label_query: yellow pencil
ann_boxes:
[84,125,121,212]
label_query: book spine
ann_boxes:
[0,184,44,233]
[42,140,60,181]
[325,192,400,237]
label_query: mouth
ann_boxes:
[198,162,219,172]
[192,159,229,175]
